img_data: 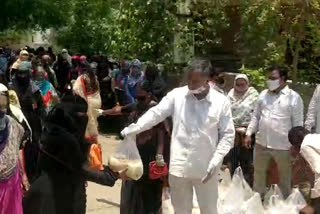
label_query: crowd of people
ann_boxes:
[0,46,320,214]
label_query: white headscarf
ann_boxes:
[0,83,32,135]
[234,74,249,83]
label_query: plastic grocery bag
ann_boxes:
[218,167,254,214]
[108,135,143,180]
[285,188,307,212]
[265,195,298,214]
[232,167,254,201]
[265,188,306,214]
[240,192,265,214]
[218,168,232,200]
[192,188,201,214]
[263,184,284,207]
[162,187,174,214]
[193,187,199,208]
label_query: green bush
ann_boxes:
[239,65,266,91]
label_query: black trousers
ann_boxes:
[120,178,162,214]
[223,134,255,186]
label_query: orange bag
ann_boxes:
[89,143,104,170]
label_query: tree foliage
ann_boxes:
[55,0,113,54]
[55,0,176,63]
[0,0,72,30]
[2,0,320,84]
[239,0,320,83]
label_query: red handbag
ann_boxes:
[149,161,168,180]
[149,124,169,179]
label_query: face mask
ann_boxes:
[189,86,207,95]
[267,79,280,91]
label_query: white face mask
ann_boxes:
[267,79,280,91]
[189,86,207,94]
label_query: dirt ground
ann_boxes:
[86,134,121,214]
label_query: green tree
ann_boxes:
[55,0,113,54]
[55,0,176,64]
[105,0,176,62]
[239,0,320,83]
[0,0,72,31]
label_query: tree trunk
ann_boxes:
[291,0,307,84]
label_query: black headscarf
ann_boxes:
[40,94,89,172]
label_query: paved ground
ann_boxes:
[86,134,121,214]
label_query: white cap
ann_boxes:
[0,84,8,92]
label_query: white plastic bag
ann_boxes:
[240,192,265,214]
[108,135,143,180]
[265,188,306,214]
[162,187,174,214]
[285,188,307,212]
[232,167,254,201]
[218,168,232,200]
[193,187,199,208]
[265,195,297,214]
[263,184,284,207]
[218,167,254,214]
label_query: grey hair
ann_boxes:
[184,57,212,77]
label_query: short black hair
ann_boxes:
[288,126,309,147]
[267,65,289,81]
[184,57,212,77]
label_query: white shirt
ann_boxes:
[246,86,304,150]
[135,86,235,179]
[300,134,320,198]
[305,85,320,133]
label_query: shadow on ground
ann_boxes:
[96,199,120,207]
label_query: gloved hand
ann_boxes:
[155,154,165,166]
[201,162,217,184]
[95,109,104,116]
[121,123,141,137]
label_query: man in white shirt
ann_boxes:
[305,85,320,133]
[288,127,320,206]
[244,66,304,198]
[121,58,235,214]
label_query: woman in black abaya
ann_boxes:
[23,94,123,214]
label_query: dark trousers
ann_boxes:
[223,132,255,186]
[120,178,162,214]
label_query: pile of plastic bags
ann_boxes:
[162,167,307,214]
[218,167,307,214]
